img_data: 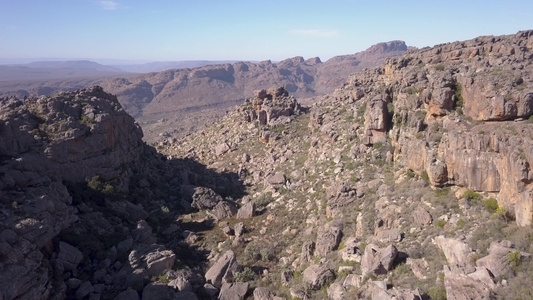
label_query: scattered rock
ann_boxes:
[302,264,335,289]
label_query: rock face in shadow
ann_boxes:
[0,86,247,300]
[0,86,144,300]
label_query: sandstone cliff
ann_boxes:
[330,30,533,226]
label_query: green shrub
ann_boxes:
[387,102,394,114]
[427,286,447,300]
[435,219,447,228]
[464,190,482,205]
[435,64,445,71]
[454,83,464,108]
[420,171,430,183]
[484,198,499,213]
[235,267,255,282]
[509,250,521,272]
[456,219,465,229]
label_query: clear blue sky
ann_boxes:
[1,0,531,63]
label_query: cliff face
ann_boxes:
[332,30,533,225]
[0,86,144,299]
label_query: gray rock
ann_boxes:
[205,250,239,288]
[315,223,343,257]
[253,287,278,300]
[218,282,249,300]
[192,187,223,210]
[300,241,315,263]
[434,236,473,266]
[215,142,231,156]
[443,265,492,300]
[327,282,346,300]
[476,240,530,278]
[57,242,83,271]
[236,202,255,219]
[141,283,176,300]
[145,250,176,277]
[266,172,286,186]
[212,201,238,219]
[374,228,402,243]
[115,288,140,300]
[234,222,245,237]
[175,291,198,300]
[75,281,94,299]
[361,244,398,276]
[412,206,432,225]
[203,283,219,298]
[302,264,335,290]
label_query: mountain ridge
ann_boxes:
[0,40,409,140]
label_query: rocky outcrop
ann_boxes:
[324,30,533,226]
[302,264,335,289]
[243,86,302,126]
[360,244,398,276]
[0,86,145,300]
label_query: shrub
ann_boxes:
[456,219,465,229]
[235,267,255,282]
[464,190,482,205]
[420,171,430,183]
[435,219,447,228]
[435,64,445,71]
[387,102,394,114]
[509,250,521,272]
[484,198,499,213]
[454,83,464,108]
[427,286,447,300]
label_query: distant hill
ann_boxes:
[0,41,410,140]
[0,60,127,81]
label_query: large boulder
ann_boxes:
[361,244,398,276]
[191,187,223,210]
[205,250,238,288]
[315,223,343,257]
[302,264,335,289]
[434,236,473,266]
[219,282,249,300]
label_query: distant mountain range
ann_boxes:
[0,40,410,140]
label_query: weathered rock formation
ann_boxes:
[326,30,533,226]
[0,86,145,299]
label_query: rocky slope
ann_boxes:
[159,30,533,299]
[0,41,408,141]
[1,30,533,300]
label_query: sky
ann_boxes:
[0,0,532,64]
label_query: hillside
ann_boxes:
[0,60,128,81]
[0,30,532,300]
[0,41,408,141]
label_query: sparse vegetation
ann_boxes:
[463,190,482,205]
[484,198,499,213]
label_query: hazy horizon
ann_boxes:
[1,1,532,63]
